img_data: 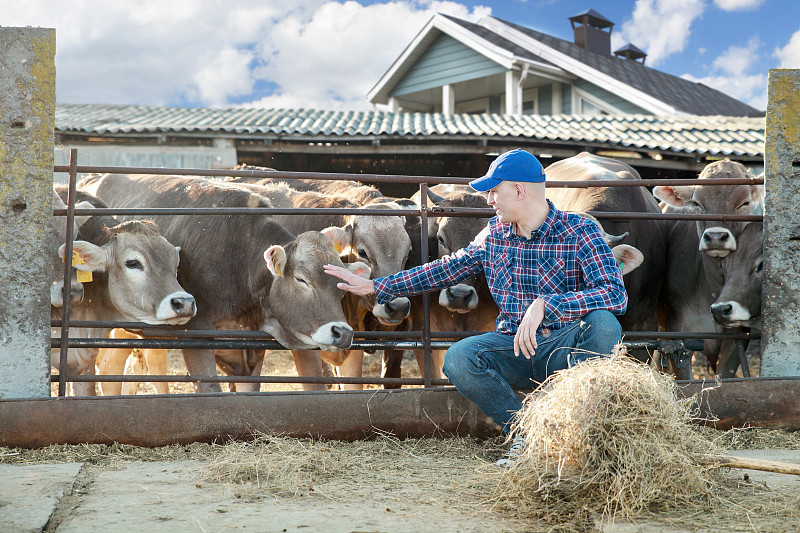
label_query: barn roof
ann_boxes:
[55,103,765,158]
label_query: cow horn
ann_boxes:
[425,188,446,206]
[605,231,629,246]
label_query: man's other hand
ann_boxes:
[514,297,546,359]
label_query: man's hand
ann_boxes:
[514,298,547,359]
[324,264,375,295]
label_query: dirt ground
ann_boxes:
[2,428,800,532]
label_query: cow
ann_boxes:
[708,222,763,377]
[544,152,667,335]
[254,183,411,390]
[50,188,197,395]
[50,189,85,308]
[652,159,763,258]
[653,160,763,379]
[78,173,368,393]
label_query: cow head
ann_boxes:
[321,203,412,325]
[578,213,644,276]
[50,190,85,308]
[710,223,763,328]
[653,160,763,258]
[263,231,371,349]
[59,220,196,325]
[423,187,492,314]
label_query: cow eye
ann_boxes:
[125,259,143,270]
[295,276,309,286]
[756,260,763,274]
[437,235,446,245]
[737,201,750,210]
[357,248,369,261]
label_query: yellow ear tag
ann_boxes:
[333,242,343,254]
[71,251,93,283]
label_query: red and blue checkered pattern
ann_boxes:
[373,201,628,336]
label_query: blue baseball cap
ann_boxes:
[469,149,545,192]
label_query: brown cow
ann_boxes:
[544,152,667,334]
[49,189,85,308]
[78,173,368,393]
[50,189,196,395]
[653,160,762,378]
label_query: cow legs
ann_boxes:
[182,348,223,393]
[97,329,141,395]
[230,349,265,392]
[715,338,741,378]
[382,349,404,389]
[121,352,147,395]
[336,349,364,391]
[413,349,447,386]
[290,349,327,391]
[143,349,170,394]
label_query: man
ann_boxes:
[324,149,627,465]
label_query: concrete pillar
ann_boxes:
[761,69,800,377]
[441,84,454,115]
[0,27,56,398]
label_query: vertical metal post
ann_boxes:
[419,183,432,387]
[57,148,79,396]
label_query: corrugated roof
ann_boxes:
[56,103,765,157]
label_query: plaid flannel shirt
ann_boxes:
[373,200,627,336]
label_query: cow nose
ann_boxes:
[703,231,728,243]
[64,283,84,304]
[331,324,353,347]
[710,302,733,322]
[171,296,197,316]
[385,297,411,318]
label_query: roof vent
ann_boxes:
[569,9,614,55]
[614,43,647,65]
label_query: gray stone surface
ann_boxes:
[0,462,82,533]
[0,27,56,398]
[762,69,800,377]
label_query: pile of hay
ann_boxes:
[487,354,726,524]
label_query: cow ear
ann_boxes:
[347,261,371,279]
[264,245,287,277]
[652,185,694,207]
[613,244,644,276]
[321,226,352,255]
[73,200,96,229]
[750,181,765,213]
[60,241,107,272]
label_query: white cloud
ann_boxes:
[617,0,705,66]
[0,0,489,110]
[713,0,765,10]
[680,37,767,110]
[775,28,800,68]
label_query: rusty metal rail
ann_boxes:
[52,149,764,394]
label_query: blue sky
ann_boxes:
[2,0,795,112]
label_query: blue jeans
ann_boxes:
[442,310,622,434]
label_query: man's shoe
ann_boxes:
[495,434,525,468]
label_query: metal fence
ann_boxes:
[51,148,763,396]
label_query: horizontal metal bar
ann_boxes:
[51,338,456,350]
[52,205,763,223]
[53,164,764,188]
[54,374,448,386]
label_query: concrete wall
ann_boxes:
[0,27,56,398]
[761,69,800,377]
[53,139,238,184]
